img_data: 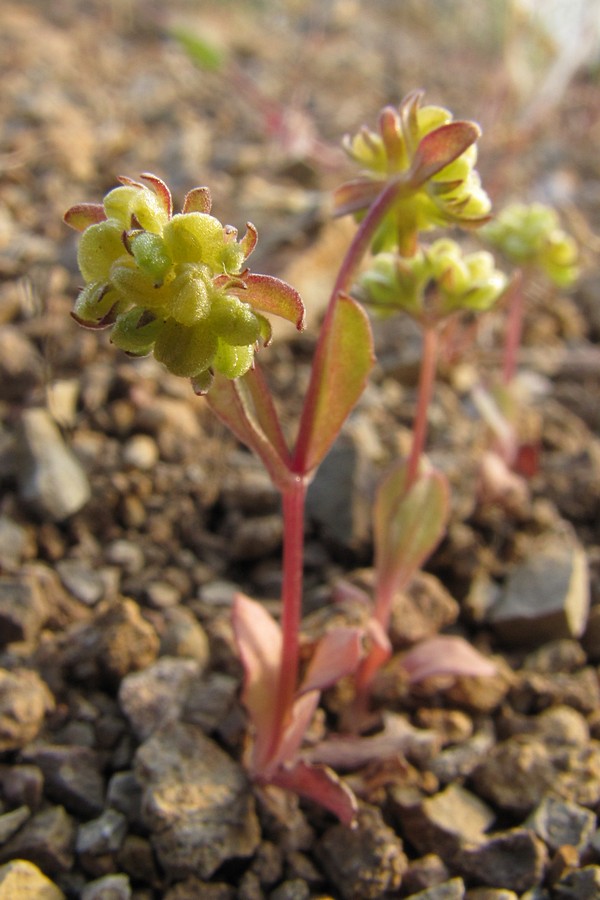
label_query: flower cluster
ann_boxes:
[65,174,304,393]
[360,238,507,324]
[481,202,579,288]
[334,91,491,255]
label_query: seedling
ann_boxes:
[66,91,504,824]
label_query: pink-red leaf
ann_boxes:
[240,222,259,260]
[269,761,358,827]
[182,186,212,215]
[236,274,305,330]
[269,691,320,773]
[401,635,497,684]
[332,178,385,218]
[299,627,363,696]
[232,593,282,771]
[294,293,375,476]
[63,203,107,231]
[409,121,480,185]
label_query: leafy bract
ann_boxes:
[401,635,497,684]
[409,122,481,185]
[294,293,375,476]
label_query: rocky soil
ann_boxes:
[1,1,600,898]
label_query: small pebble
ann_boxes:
[122,434,159,470]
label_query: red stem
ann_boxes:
[502,269,524,385]
[267,476,307,760]
[405,323,439,489]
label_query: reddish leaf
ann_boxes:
[269,691,320,773]
[378,106,404,169]
[182,186,212,215]
[240,222,259,259]
[332,178,385,218]
[299,627,363,696]
[269,761,358,827]
[241,365,291,467]
[63,203,106,231]
[206,374,293,491]
[141,172,173,218]
[409,121,480,185]
[294,293,375,476]
[232,593,282,771]
[236,274,305,330]
[401,635,497,684]
[351,617,392,699]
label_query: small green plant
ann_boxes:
[66,91,513,824]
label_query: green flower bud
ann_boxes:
[153,318,218,378]
[163,213,232,271]
[77,220,127,282]
[130,232,172,284]
[111,307,163,356]
[104,185,169,233]
[169,265,212,326]
[481,202,579,287]
[110,259,174,313]
[72,281,122,326]
[212,339,255,379]
[209,294,262,345]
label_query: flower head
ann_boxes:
[65,174,304,392]
[481,202,579,288]
[334,91,491,256]
[360,238,507,324]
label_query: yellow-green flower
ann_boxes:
[360,238,507,324]
[481,202,579,288]
[65,174,304,392]
[334,91,491,256]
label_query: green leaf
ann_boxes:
[171,27,226,72]
[293,293,375,476]
[374,461,449,596]
[409,121,480,186]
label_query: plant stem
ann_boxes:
[405,323,439,489]
[269,475,307,756]
[502,269,524,386]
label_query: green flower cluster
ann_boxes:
[335,91,491,255]
[481,202,579,288]
[360,238,507,323]
[65,174,304,392]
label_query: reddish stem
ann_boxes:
[267,476,307,761]
[405,323,439,489]
[502,269,524,386]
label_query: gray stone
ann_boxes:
[472,737,561,814]
[465,890,518,899]
[0,667,54,751]
[76,809,128,856]
[159,606,210,666]
[1,764,44,810]
[526,794,596,852]
[22,745,105,818]
[80,873,131,900]
[0,516,34,570]
[430,726,495,784]
[0,859,65,899]
[315,805,407,900]
[0,325,44,402]
[106,772,143,827]
[456,828,547,893]
[17,407,91,520]
[0,575,48,645]
[0,805,76,874]
[181,672,238,732]
[135,722,260,879]
[488,535,589,646]
[401,854,450,896]
[119,656,202,740]
[411,879,465,899]
[56,559,107,607]
[269,880,311,900]
[0,805,31,843]
[122,433,159,470]
[553,865,600,898]
[389,785,495,861]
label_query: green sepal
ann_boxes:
[130,232,173,284]
[111,307,163,356]
[163,212,228,270]
[153,318,218,377]
[77,220,128,283]
[209,295,262,345]
[110,260,173,312]
[212,340,255,379]
[169,265,212,326]
[72,281,122,327]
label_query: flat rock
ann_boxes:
[76,809,128,857]
[158,606,210,666]
[487,535,589,646]
[119,656,203,740]
[0,575,48,645]
[456,828,547,893]
[0,667,54,751]
[22,745,105,818]
[553,865,600,899]
[315,805,407,900]
[0,806,31,843]
[16,407,91,521]
[134,721,260,879]
[80,873,131,900]
[526,794,596,852]
[0,858,65,900]
[0,805,76,875]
